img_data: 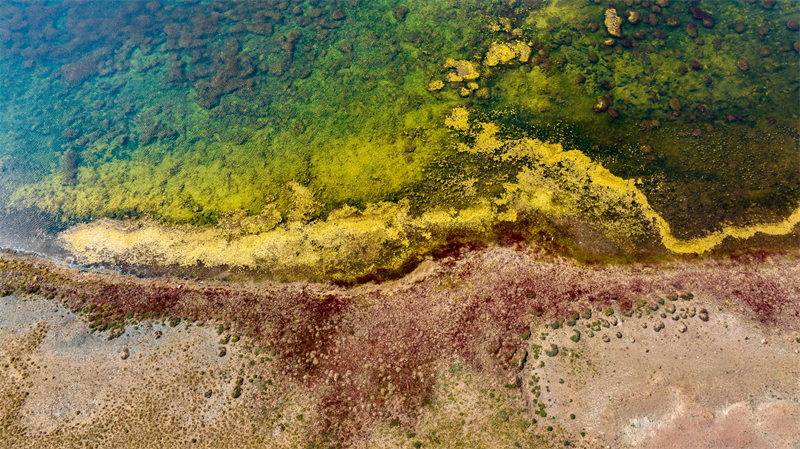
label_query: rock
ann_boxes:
[576,75,586,84]
[647,13,658,26]
[621,37,634,48]
[426,79,444,92]
[692,128,702,137]
[605,8,624,38]
[108,328,124,340]
[678,65,688,75]
[331,9,345,20]
[120,348,130,360]
[736,60,750,71]
[602,334,611,343]
[669,97,681,112]
[678,322,687,333]
[760,0,776,9]
[589,52,599,63]
[484,42,518,66]
[603,38,617,47]
[633,31,646,40]
[795,41,800,54]
[607,108,619,120]
[654,322,665,332]
[788,21,799,31]
[594,96,611,112]
[734,22,746,33]
[698,309,709,321]
[666,16,680,28]
[627,10,641,25]
[686,23,697,37]
[641,322,648,329]
[759,48,771,57]
[629,337,636,343]
[691,60,703,70]
[588,23,599,32]
[393,6,409,21]
[444,58,480,80]
[217,346,227,357]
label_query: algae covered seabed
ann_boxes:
[1,0,799,448]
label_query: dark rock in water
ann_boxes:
[621,37,634,48]
[760,0,776,9]
[692,128,702,137]
[734,22,746,34]
[787,20,799,31]
[589,52,599,63]
[633,31,646,40]
[736,59,750,71]
[594,96,611,112]
[576,75,586,84]
[607,108,619,119]
[795,41,800,54]
[331,9,345,20]
[678,65,688,75]
[653,30,667,39]
[669,97,681,112]
[686,23,697,37]
[689,6,714,28]
[394,6,409,21]
[690,60,703,70]
[647,13,658,27]
[666,16,680,28]
[588,23,599,32]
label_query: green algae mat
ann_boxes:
[0,0,798,281]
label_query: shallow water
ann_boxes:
[0,0,798,279]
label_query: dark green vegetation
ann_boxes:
[0,0,797,249]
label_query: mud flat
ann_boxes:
[1,245,799,448]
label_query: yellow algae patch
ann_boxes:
[453,115,800,254]
[57,113,800,277]
[59,199,502,281]
[444,58,480,80]
[658,208,800,254]
[444,108,470,131]
[426,79,445,91]
[483,42,530,67]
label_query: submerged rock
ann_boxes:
[605,8,624,38]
